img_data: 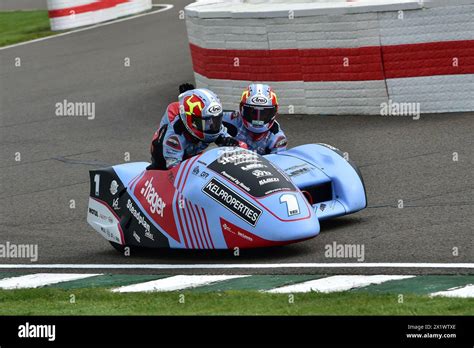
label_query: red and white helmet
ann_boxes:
[178,88,224,142]
[240,83,278,134]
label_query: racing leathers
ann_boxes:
[148,102,239,170]
[222,111,288,155]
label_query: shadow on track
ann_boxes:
[94,216,366,262]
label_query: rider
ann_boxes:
[222,83,287,155]
[147,85,242,170]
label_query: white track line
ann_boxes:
[430,284,474,298]
[0,263,472,270]
[112,275,248,293]
[0,273,101,289]
[0,4,174,51]
[267,275,415,294]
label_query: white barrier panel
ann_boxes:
[47,0,152,31]
[185,0,474,115]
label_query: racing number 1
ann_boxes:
[280,193,300,216]
[94,174,100,196]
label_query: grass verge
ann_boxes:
[0,11,56,47]
[0,288,472,315]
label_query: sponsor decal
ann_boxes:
[166,158,180,169]
[285,164,313,177]
[100,226,120,243]
[133,170,180,243]
[217,149,260,165]
[275,136,287,148]
[109,180,119,195]
[259,177,279,185]
[208,104,222,114]
[88,207,98,217]
[220,171,251,192]
[99,213,114,224]
[222,223,253,243]
[241,162,267,171]
[165,136,182,150]
[127,199,150,233]
[202,178,262,226]
[192,166,200,175]
[144,230,155,241]
[280,193,300,216]
[264,187,286,195]
[139,177,166,218]
[252,120,265,126]
[133,231,141,243]
[220,217,291,248]
[250,96,268,104]
[239,182,251,192]
[288,167,310,177]
[209,149,296,198]
[252,169,272,178]
[221,170,238,182]
[112,198,120,210]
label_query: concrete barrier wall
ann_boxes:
[47,0,152,31]
[185,0,474,114]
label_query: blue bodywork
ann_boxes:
[87,144,367,249]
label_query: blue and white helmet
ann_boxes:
[240,83,279,134]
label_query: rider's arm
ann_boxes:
[221,111,239,137]
[215,126,248,149]
[266,122,288,154]
[216,111,248,148]
[163,134,185,169]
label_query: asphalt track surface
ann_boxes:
[0,1,473,275]
[0,0,47,11]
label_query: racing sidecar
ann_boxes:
[87,144,366,250]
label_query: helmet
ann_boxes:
[179,88,224,142]
[240,83,278,134]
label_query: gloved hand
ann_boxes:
[216,136,249,149]
[179,83,195,94]
[215,136,241,147]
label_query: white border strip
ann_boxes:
[0,4,174,51]
[430,284,474,298]
[267,275,415,293]
[112,275,248,292]
[0,273,101,289]
[0,263,473,270]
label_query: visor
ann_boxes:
[192,114,223,135]
[241,105,277,126]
